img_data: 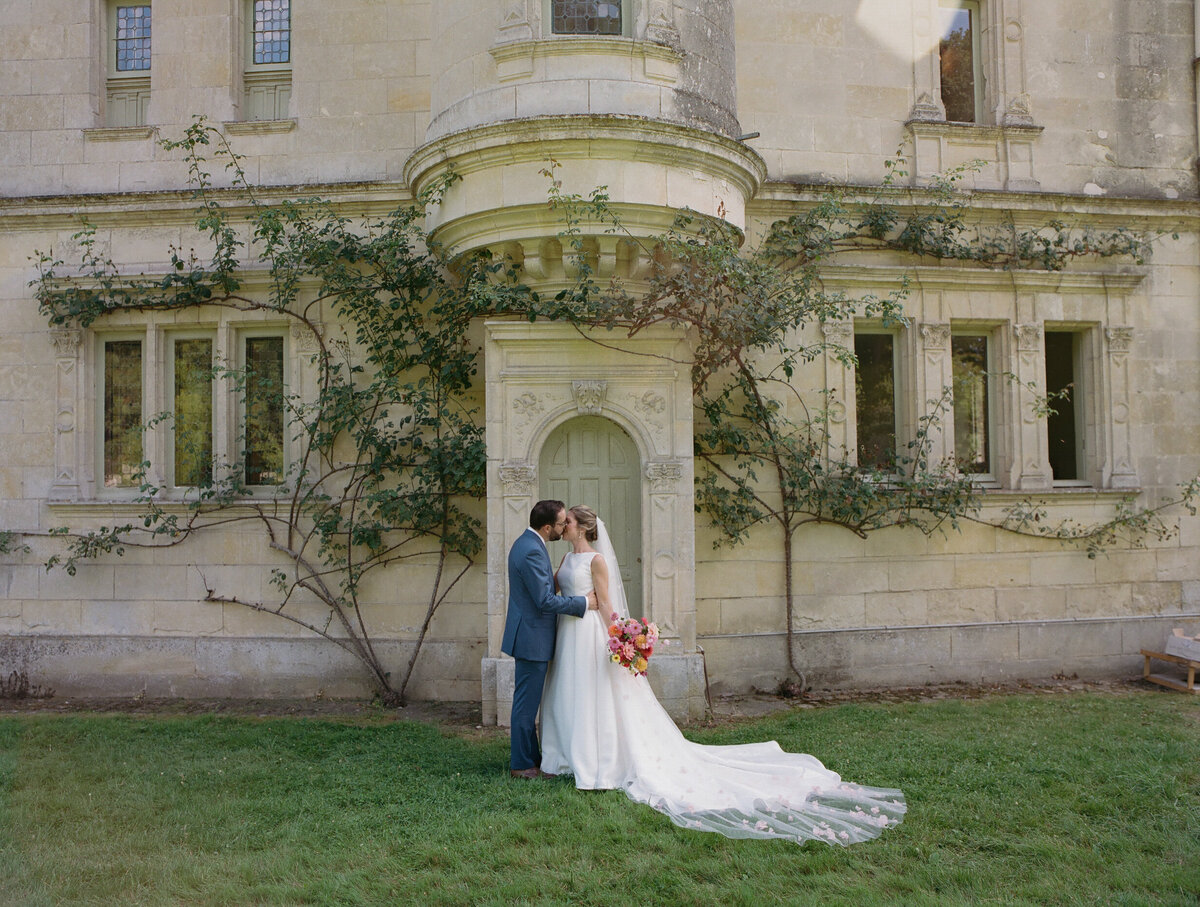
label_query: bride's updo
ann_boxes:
[569,505,599,542]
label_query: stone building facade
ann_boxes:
[1,1,1198,720]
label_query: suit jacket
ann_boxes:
[501,528,587,662]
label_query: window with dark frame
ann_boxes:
[1044,331,1081,481]
[854,333,899,470]
[951,334,990,475]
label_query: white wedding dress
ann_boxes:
[540,545,906,847]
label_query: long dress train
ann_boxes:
[541,549,906,846]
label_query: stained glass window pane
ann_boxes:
[552,0,622,36]
[939,3,976,123]
[174,338,214,487]
[951,335,990,474]
[244,336,285,485]
[253,0,290,64]
[855,334,897,470]
[104,340,143,488]
[115,5,152,72]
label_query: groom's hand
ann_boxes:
[586,591,599,610]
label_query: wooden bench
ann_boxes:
[1140,649,1200,694]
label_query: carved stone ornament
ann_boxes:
[645,461,682,493]
[1105,326,1134,354]
[498,464,536,496]
[1003,93,1035,127]
[909,91,945,123]
[290,321,323,353]
[50,329,83,357]
[572,380,607,415]
[512,392,544,418]
[920,322,951,350]
[635,390,667,416]
[1014,323,1043,352]
[645,0,681,49]
[820,321,853,345]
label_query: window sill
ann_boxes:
[223,119,296,136]
[904,119,1044,140]
[48,496,286,518]
[83,126,156,142]
[490,36,681,84]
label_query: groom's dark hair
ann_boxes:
[529,499,566,530]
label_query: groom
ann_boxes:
[502,499,597,779]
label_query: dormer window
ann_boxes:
[550,0,624,36]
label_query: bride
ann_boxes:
[540,504,906,846]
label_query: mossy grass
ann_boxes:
[0,690,1196,905]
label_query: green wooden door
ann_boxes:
[540,416,643,617]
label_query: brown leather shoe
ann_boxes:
[509,767,541,780]
[538,769,558,778]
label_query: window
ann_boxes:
[549,0,625,36]
[854,333,899,469]
[938,0,981,123]
[106,3,152,127]
[242,334,286,485]
[169,336,215,488]
[951,333,991,476]
[1044,331,1084,482]
[101,337,144,487]
[243,0,292,121]
[96,326,289,496]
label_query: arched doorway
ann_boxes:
[539,416,643,616]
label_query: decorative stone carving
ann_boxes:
[920,322,951,350]
[908,91,945,123]
[512,392,544,418]
[498,464,536,497]
[1014,323,1043,352]
[645,0,681,49]
[827,400,847,424]
[290,321,323,352]
[1003,93,1035,127]
[634,390,666,416]
[50,329,82,356]
[572,380,607,415]
[1105,326,1134,355]
[645,461,682,493]
[820,321,853,345]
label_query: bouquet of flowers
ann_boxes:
[606,616,659,676]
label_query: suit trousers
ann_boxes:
[510,657,551,770]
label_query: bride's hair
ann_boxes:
[569,505,599,542]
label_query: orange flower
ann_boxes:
[634,634,648,648]
[608,623,622,637]
[633,656,648,673]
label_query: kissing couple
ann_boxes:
[501,499,907,847]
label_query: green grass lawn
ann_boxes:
[0,690,1196,906]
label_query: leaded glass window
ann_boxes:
[551,0,622,36]
[951,334,991,475]
[243,336,285,485]
[103,340,143,488]
[114,5,152,72]
[855,333,898,470]
[173,338,214,487]
[252,0,290,65]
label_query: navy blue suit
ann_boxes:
[502,528,587,770]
